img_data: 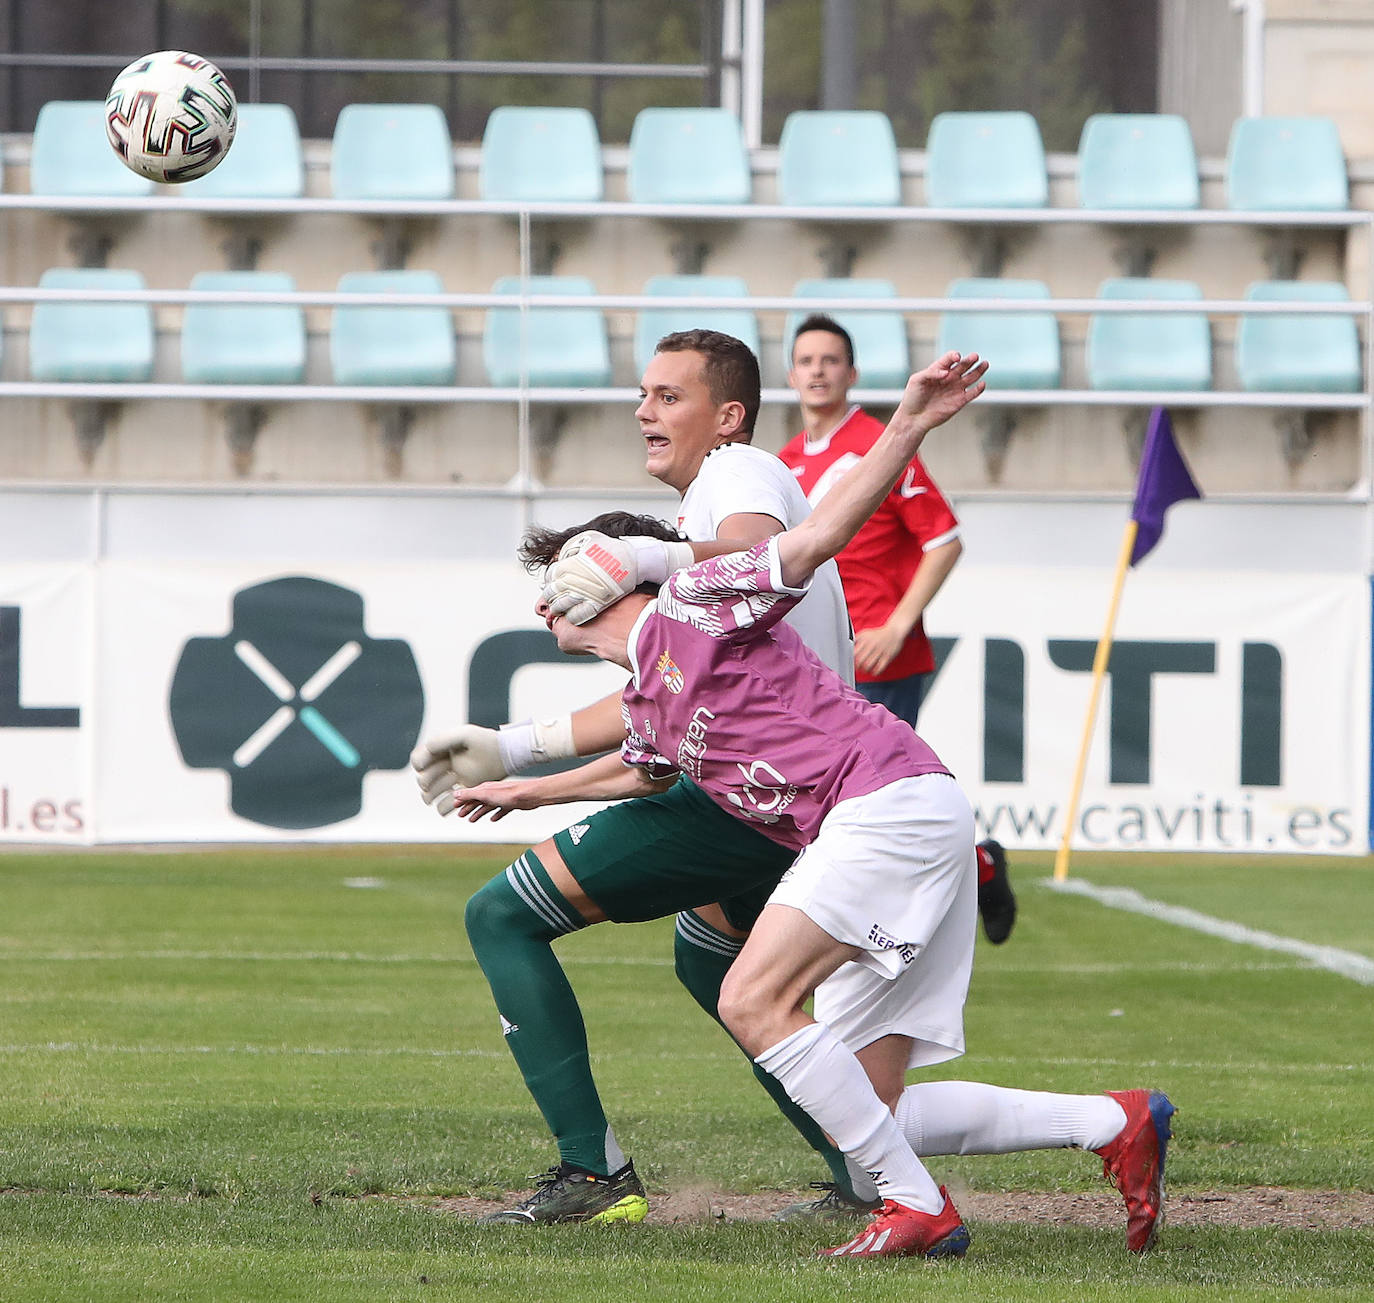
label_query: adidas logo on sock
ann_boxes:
[569,823,590,844]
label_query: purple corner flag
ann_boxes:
[1130,407,1202,566]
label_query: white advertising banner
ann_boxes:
[916,567,1368,855]
[0,566,91,845]
[2,558,1367,852]
[95,561,626,844]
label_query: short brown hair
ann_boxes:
[519,511,686,596]
[655,329,761,439]
[792,313,854,367]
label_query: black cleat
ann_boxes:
[976,839,1017,944]
[772,1181,884,1222]
[481,1160,648,1225]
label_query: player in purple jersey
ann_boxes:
[454,352,1176,1259]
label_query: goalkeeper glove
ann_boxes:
[542,531,696,624]
[409,718,578,815]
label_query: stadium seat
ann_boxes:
[627,108,750,205]
[784,279,909,388]
[1077,114,1199,209]
[1086,278,1212,391]
[181,271,307,384]
[1226,116,1348,210]
[934,279,1060,389]
[330,271,456,385]
[479,106,603,202]
[179,104,304,198]
[483,275,611,387]
[925,111,1048,207]
[633,276,759,376]
[1236,281,1361,392]
[30,100,153,196]
[330,104,454,200]
[30,268,155,381]
[777,111,900,206]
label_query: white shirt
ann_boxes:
[676,442,855,684]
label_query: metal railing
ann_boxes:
[2,197,1370,503]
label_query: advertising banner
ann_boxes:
[0,566,91,845]
[2,558,1366,852]
[916,567,1368,855]
[94,561,626,844]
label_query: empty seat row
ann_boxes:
[19,269,1361,395]
[24,101,1353,212]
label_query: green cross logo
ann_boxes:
[169,576,424,829]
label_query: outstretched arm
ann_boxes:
[449,752,673,823]
[776,352,986,590]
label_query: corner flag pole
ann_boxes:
[1052,519,1138,883]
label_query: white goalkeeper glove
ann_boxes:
[541,531,696,625]
[409,717,578,816]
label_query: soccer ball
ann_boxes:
[105,50,237,183]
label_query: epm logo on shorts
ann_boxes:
[169,576,424,829]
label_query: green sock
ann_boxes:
[465,852,624,1177]
[672,910,859,1198]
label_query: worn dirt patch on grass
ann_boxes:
[431,1185,1374,1231]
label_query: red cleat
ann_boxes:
[1094,1089,1176,1252]
[819,1188,970,1259]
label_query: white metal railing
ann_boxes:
[0,382,1361,411]
[2,200,1371,504]
[0,193,1366,226]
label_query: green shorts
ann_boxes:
[552,776,796,929]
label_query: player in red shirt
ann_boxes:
[780,315,1016,955]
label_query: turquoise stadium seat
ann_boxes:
[330,104,454,200]
[30,268,155,381]
[1087,278,1211,391]
[1226,116,1348,210]
[934,279,1060,389]
[484,275,611,387]
[627,108,750,204]
[1236,281,1360,392]
[480,106,603,202]
[1077,114,1199,209]
[784,280,909,388]
[777,111,900,207]
[31,101,153,196]
[633,275,759,375]
[925,111,1047,207]
[179,104,304,198]
[181,271,307,384]
[330,271,456,385]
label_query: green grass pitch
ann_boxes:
[1,845,1371,1301]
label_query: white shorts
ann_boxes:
[767,772,977,1069]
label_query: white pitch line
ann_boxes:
[0,1041,504,1059]
[0,950,677,966]
[1043,877,1374,986]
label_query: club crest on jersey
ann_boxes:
[656,650,685,694]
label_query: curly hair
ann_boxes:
[654,328,761,439]
[518,511,687,596]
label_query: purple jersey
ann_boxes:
[619,540,950,852]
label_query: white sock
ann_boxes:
[603,1126,627,1174]
[755,1023,943,1214]
[844,1155,880,1203]
[895,1081,1128,1156]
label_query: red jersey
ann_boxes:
[778,407,959,682]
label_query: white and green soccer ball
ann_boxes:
[105,50,237,183]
